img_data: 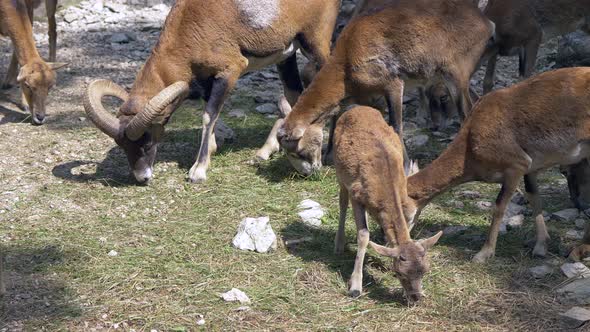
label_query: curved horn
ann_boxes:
[125,81,189,141]
[84,80,128,138]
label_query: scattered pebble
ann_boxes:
[107,250,118,257]
[474,201,493,211]
[255,103,278,114]
[220,288,251,304]
[228,109,246,118]
[196,314,205,326]
[529,265,553,279]
[460,190,481,199]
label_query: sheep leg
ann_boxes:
[335,183,348,255]
[189,64,244,183]
[349,200,369,298]
[255,54,303,161]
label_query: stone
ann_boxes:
[403,122,418,132]
[443,225,468,236]
[110,33,134,44]
[505,214,525,230]
[298,199,321,210]
[566,229,585,241]
[107,250,118,257]
[505,202,525,218]
[557,278,590,305]
[406,134,429,148]
[529,265,553,278]
[220,288,251,304]
[560,307,590,329]
[459,190,481,199]
[452,201,465,209]
[556,30,590,68]
[63,12,82,23]
[255,103,278,115]
[298,199,324,227]
[560,262,590,278]
[511,192,527,205]
[214,119,235,148]
[232,217,277,253]
[576,219,587,230]
[228,109,246,118]
[475,201,493,211]
[552,209,580,222]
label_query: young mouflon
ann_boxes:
[333,105,442,301]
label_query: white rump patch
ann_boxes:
[235,0,280,29]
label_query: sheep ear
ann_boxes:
[418,231,443,251]
[369,241,400,258]
[278,96,292,118]
[48,62,68,70]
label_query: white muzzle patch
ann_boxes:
[235,0,280,29]
[133,167,153,183]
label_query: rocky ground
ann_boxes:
[1,1,590,331]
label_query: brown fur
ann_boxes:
[279,0,494,175]
[0,0,66,125]
[89,0,339,184]
[407,67,590,263]
[333,106,441,301]
[480,0,590,93]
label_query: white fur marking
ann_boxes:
[235,0,280,29]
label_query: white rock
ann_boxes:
[107,250,118,257]
[298,208,324,227]
[298,199,321,210]
[232,217,277,253]
[560,307,590,329]
[297,199,324,227]
[552,209,580,222]
[561,262,590,278]
[505,214,525,229]
[529,265,553,278]
[196,314,205,326]
[220,288,251,304]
